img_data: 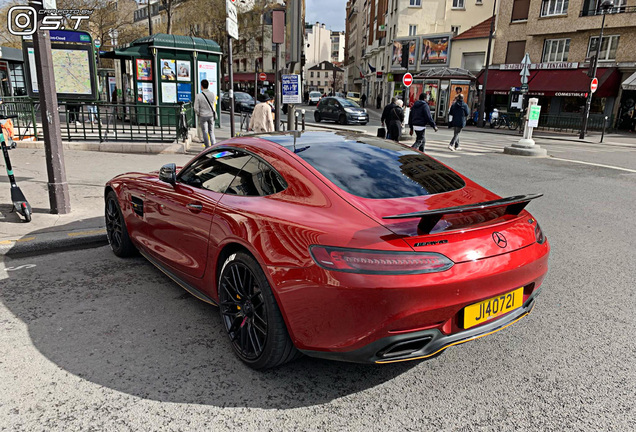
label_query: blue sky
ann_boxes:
[305,0,345,32]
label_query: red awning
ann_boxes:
[477,67,620,97]
[223,72,275,83]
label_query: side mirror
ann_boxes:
[159,163,177,185]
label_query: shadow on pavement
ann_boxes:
[1,220,419,408]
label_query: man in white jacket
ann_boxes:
[194,79,217,148]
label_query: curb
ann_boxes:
[0,228,108,257]
[15,140,186,154]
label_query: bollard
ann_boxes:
[295,111,299,130]
[600,115,608,143]
[301,109,306,131]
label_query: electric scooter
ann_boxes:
[1,114,32,222]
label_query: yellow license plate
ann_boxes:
[463,287,524,329]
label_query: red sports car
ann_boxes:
[105,131,550,369]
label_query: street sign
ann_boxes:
[259,72,267,81]
[282,74,302,104]
[226,18,239,40]
[94,39,100,48]
[520,53,531,86]
[402,73,413,87]
[528,105,541,128]
[591,77,599,93]
[226,0,238,22]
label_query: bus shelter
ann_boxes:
[412,68,477,124]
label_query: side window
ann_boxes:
[225,156,287,197]
[178,149,251,193]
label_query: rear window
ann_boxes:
[310,92,322,97]
[269,133,465,199]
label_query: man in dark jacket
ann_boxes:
[408,93,438,151]
[381,97,397,139]
[448,94,470,151]
[381,97,404,141]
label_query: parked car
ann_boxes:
[221,91,255,113]
[314,97,369,125]
[105,131,549,369]
[308,91,322,105]
[346,92,361,104]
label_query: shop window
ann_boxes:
[540,0,569,17]
[512,0,531,21]
[587,35,619,61]
[542,38,570,62]
[505,41,526,63]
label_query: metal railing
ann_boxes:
[0,97,194,143]
[535,114,613,133]
[580,5,636,16]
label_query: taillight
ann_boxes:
[309,245,454,275]
[535,222,545,244]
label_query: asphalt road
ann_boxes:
[1,141,636,430]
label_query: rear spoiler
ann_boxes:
[382,194,543,234]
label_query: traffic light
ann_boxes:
[587,54,597,78]
[401,43,409,69]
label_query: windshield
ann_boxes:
[347,93,359,98]
[338,99,360,108]
[309,92,322,97]
[235,93,252,101]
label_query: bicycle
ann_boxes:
[493,113,519,130]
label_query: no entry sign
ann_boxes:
[590,77,598,93]
[259,72,267,81]
[402,73,413,87]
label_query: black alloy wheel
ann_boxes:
[218,251,299,369]
[105,191,136,257]
[339,114,347,125]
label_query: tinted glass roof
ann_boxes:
[261,132,465,199]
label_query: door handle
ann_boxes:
[186,203,203,212]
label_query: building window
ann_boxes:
[505,40,526,63]
[310,71,314,77]
[452,0,466,8]
[542,38,570,62]
[540,0,569,17]
[511,0,531,21]
[476,0,483,3]
[588,35,619,61]
[310,80,314,86]
[317,71,320,77]
[451,25,460,35]
[581,0,626,16]
[408,25,417,36]
[409,0,421,6]
[462,52,485,72]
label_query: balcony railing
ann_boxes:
[580,5,635,16]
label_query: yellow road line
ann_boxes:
[0,237,36,245]
[67,229,107,237]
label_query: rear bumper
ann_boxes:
[299,288,540,364]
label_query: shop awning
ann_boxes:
[223,73,275,83]
[476,67,620,97]
[622,71,636,91]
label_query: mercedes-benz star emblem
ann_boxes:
[492,232,507,248]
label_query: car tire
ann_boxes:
[218,251,300,369]
[314,112,321,122]
[105,191,137,257]
[339,114,347,125]
[361,122,368,126]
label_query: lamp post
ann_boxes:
[579,0,614,140]
[477,0,497,128]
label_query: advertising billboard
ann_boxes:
[391,38,419,70]
[420,35,451,67]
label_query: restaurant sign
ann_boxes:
[500,62,579,70]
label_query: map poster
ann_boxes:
[177,83,192,102]
[162,82,177,103]
[137,82,154,104]
[28,47,92,95]
[420,35,450,66]
[136,59,153,81]
[197,61,218,96]
[177,61,191,82]
[161,59,177,81]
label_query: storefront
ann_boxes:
[477,64,621,127]
[617,71,636,131]
[0,46,26,97]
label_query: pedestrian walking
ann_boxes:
[448,94,470,151]
[249,95,275,133]
[360,93,367,108]
[376,94,382,109]
[408,93,437,151]
[193,79,217,148]
[386,99,405,142]
[381,97,397,140]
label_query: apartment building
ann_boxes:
[331,31,346,63]
[345,0,497,114]
[484,0,636,130]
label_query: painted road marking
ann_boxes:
[6,264,37,272]
[67,229,107,237]
[549,157,636,173]
[0,237,36,245]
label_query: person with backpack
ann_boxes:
[408,93,438,151]
[448,94,470,151]
[194,79,217,148]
